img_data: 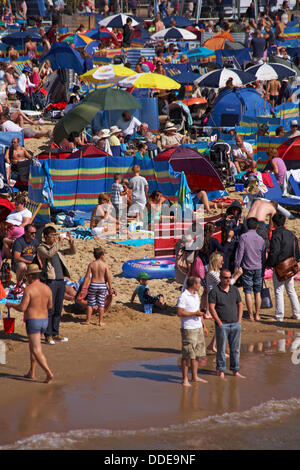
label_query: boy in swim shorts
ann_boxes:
[80,247,116,326]
[130,272,166,309]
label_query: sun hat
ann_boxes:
[97,129,110,139]
[164,121,177,131]
[137,272,151,281]
[27,264,42,275]
[109,125,122,135]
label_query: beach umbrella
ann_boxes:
[53,102,100,144]
[83,87,142,110]
[54,88,141,143]
[1,31,42,46]
[40,42,85,75]
[194,67,255,88]
[59,33,96,48]
[118,72,181,89]
[163,15,194,28]
[98,13,143,28]
[85,27,115,40]
[246,63,297,81]
[166,71,200,85]
[80,64,136,83]
[151,27,197,41]
[84,40,99,56]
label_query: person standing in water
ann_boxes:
[7,264,54,383]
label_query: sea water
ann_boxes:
[1,333,300,450]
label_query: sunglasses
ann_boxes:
[221,276,231,279]
[28,231,36,235]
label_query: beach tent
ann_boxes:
[155,146,225,192]
[203,32,235,51]
[277,137,300,169]
[207,88,272,128]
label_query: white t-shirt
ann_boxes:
[6,208,32,226]
[2,120,23,132]
[116,116,141,137]
[232,142,253,161]
[177,289,202,330]
[129,175,148,205]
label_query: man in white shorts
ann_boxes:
[177,276,208,387]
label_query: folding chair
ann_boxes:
[25,200,43,224]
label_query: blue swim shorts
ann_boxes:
[25,318,49,335]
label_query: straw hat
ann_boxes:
[164,121,177,131]
[109,125,122,135]
[97,129,110,139]
[27,264,42,275]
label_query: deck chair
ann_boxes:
[263,173,300,208]
[288,174,300,197]
[26,200,43,224]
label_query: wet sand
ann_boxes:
[1,333,300,449]
[0,133,299,448]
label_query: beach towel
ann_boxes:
[262,172,274,188]
[109,239,154,247]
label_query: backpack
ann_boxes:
[190,253,205,280]
[0,261,11,287]
[175,246,191,277]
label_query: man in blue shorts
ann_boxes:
[7,264,54,383]
[235,217,265,322]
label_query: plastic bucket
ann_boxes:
[3,318,15,334]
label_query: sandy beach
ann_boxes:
[0,132,299,449]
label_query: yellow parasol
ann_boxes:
[80,64,136,83]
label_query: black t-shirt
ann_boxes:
[209,284,242,324]
[12,235,39,263]
[251,37,266,58]
[123,24,131,45]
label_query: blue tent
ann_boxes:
[208,88,272,128]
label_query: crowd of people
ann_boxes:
[0,1,299,387]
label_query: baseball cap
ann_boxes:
[137,272,151,281]
[291,119,298,126]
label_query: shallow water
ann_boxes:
[1,332,300,450]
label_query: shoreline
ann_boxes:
[1,303,299,447]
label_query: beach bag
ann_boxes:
[261,281,273,309]
[275,240,299,282]
[175,246,190,276]
[190,253,205,280]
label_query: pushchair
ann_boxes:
[209,141,235,187]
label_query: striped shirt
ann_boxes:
[111,183,124,205]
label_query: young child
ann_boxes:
[80,247,116,326]
[110,173,127,220]
[130,272,166,310]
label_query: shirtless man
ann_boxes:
[4,137,32,182]
[80,247,116,326]
[6,264,54,383]
[266,79,281,107]
[246,198,278,247]
[232,135,256,174]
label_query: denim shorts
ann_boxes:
[25,318,48,335]
[242,269,262,293]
